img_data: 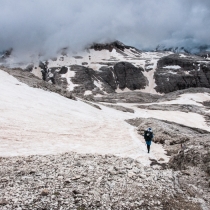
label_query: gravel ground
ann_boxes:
[0,153,205,210]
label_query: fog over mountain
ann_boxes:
[1,0,210,59]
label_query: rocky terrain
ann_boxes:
[0,152,208,210]
[128,117,210,209]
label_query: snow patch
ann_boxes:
[62,67,78,91]
[163,65,181,69]
[84,90,92,95]
[115,87,133,93]
[89,63,107,71]
[139,93,210,107]
[117,102,210,131]
[94,79,103,89]
[168,70,178,74]
[141,59,159,94]
[179,54,187,58]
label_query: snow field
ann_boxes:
[1,69,210,166]
[0,70,169,165]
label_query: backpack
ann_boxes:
[144,130,153,141]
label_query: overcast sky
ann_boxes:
[1,0,210,58]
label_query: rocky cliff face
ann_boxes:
[37,50,210,96]
[39,61,147,96]
[113,62,146,90]
[2,42,210,95]
[155,54,210,93]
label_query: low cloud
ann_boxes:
[1,0,210,60]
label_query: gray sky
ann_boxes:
[1,0,210,58]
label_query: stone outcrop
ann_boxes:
[114,62,147,90]
[155,54,210,93]
[138,117,208,140]
[70,65,97,94]
[38,61,147,96]
[136,104,204,114]
[126,117,209,149]
[125,117,210,208]
[95,66,117,91]
[94,91,161,103]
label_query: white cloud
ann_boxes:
[0,0,210,59]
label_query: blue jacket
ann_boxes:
[144,130,153,145]
[145,140,152,145]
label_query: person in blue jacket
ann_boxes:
[144,128,153,153]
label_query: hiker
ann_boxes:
[144,127,153,153]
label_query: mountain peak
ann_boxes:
[89,40,126,52]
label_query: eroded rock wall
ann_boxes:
[114,62,147,90]
[155,54,210,93]
[38,61,147,96]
